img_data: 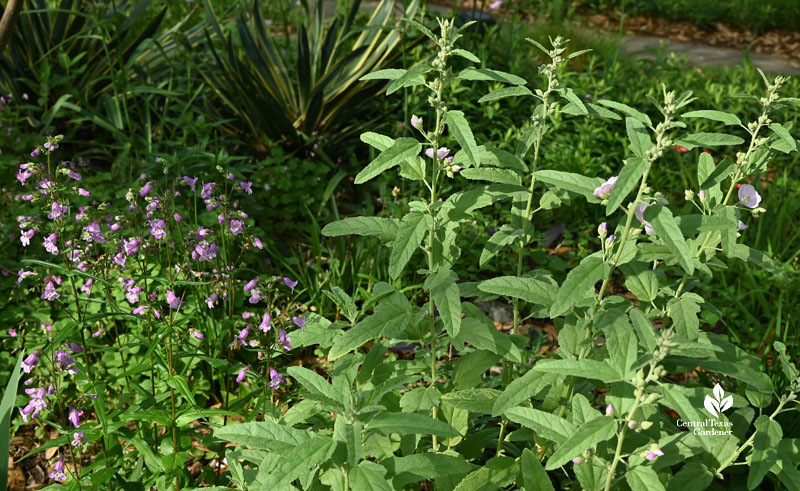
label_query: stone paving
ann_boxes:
[323,1,800,74]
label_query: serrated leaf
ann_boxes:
[460,167,521,185]
[597,100,651,125]
[626,117,653,159]
[425,267,461,337]
[453,456,517,491]
[328,296,411,360]
[644,205,695,274]
[533,359,623,383]
[287,366,345,412]
[385,453,474,488]
[621,262,658,302]
[534,170,604,199]
[441,184,524,222]
[355,138,421,184]
[769,122,796,152]
[629,308,657,353]
[350,461,393,491]
[550,256,606,317]
[674,132,745,150]
[478,85,533,103]
[699,155,735,190]
[504,407,577,444]
[446,110,480,166]
[627,465,666,491]
[667,295,701,340]
[386,64,431,95]
[441,389,501,414]
[676,215,736,236]
[457,67,527,85]
[545,416,617,470]
[480,225,524,267]
[454,317,522,362]
[365,412,460,437]
[521,448,555,491]
[748,416,782,489]
[682,110,741,126]
[360,131,394,151]
[389,211,432,279]
[321,216,398,242]
[257,436,335,488]
[477,274,557,307]
[666,462,713,491]
[606,156,649,215]
[491,371,557,417]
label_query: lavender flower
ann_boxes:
[253,237,264,249]
[20,387,48,422]
[606,234,616,247]
[605,404,614,416]
[236,366,248,383]
[283,277,298,292]
[279,329,292,352]
[238,181,253,195]
[49,458,67,482]
[20,229,35,247]
[166,289,183,309]
[42,281,59,301]
[229,219,244,236]
[139,181,154,196]
[71,432,86,447]
[149,219,166,239]
[84,221,106,243]
[598,222,607,237]
[182,176,198,191]
[292,316,306,331]
[48,202,67,220]
[43,233,59,254]
[645,448,664,461]
[243,278,259,292]
[17,268,35,283]
[68,406,81,427]
[201,182,215,199]
[21,350,40,373]
[425,147,450,159]
[259,311,271,333]
[488,0,502,9]
[123,238,141,255]
[738,220,748,230]
[205,293,219,309]
[269,368,285,389]
[738,184,761,209]
[593,176,618,200]
[55,350,77,374]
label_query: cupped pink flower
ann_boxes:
[593,176,618,200]
[738,184,761,209]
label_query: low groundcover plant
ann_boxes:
[4,13,800,491]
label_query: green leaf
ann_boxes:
[453,456,517,491]
[455,317,522,362]
[385,453,474,488]
[350,461,393,491]
[521,448,555,491]
[676,215,736,236]
[621,262,658,302]
[480,225,524,267]
[328,296,410,360]
[667,295,701,340]
[361,131,395,151]
[550,256,607,317]
[441,389,501,414]
[446,110,480,166]
[287,366,345,412]
[748,416,782,489]
[479,85,533,103]
[257,436,336,488]
[360,68,407,81]
[682,110,741,126]
[533,359,623,383]
[560,88,587,115]
[627,465,666,491]
[699,155,735,190]
[386,64,432,95]
[441,184,524,222]
[492,371,557,416]
[460,167,521,185]
[425,267,462,337]
[545,416,617,470]
[626,117,653,159]
[457,67,527,85]
[504,407,577,445]
[478,274,558,307]
[1,354,23,490]
[355,138,422,184]
[644,205,695,274]
[667,462,713,491]
[213,421,312,451]
[769,123,796,152]
[321,216,398,242]
[454,350,501,390]
[606,156,649,215]
[402,18,437,42]
[597,100,651,125]
[534,170,603,199]
[452,48,480,63]
[389,211,432,280]
[365,412,460,437]
[674,132,745,150]
[605,318,639,379]
[324,287,358,323]
[629,309,657,353]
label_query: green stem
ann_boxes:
[604,390,645,491]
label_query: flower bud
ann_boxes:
[605,404,614,416]
[684,189,694,200]
[598,222,607,238]
[628,420,637,430]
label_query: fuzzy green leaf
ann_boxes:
[606,156,649,215]
[321,216,398,242]
[504,407,577,445]
[550,256,606,317]
[350,461,393,491]
[534,170,604,199]
[748,416,783,490]
[667,295,701,340]
[457,67,527,85]
[627,465,666,491]
[425,267,462,337]
[674,132,745,150]
[441,389,501,414]
[256,436,336,488]
[455,317,522,362]
[480,225,524,267]
[492,371,557,416]
[446,110,480,166]
[460,167,521,185]
[521,449,556,491]
[389,211,432,279]
[365,412,460,437]
[545,416,617,470]
[453,456,517,491]
[626,117,653,159]
[682,110,741,126]
[644,205,695,274]
[355,138,421,184]
[533,359,623,383]
[286,366,345,412]
[477,274,558,307]
[597,100,651,125]
[213,421,312,452]
[479,85,533,103]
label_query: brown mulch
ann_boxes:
[583,12,800,67]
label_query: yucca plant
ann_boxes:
[0,0,166,114]
[200,0,421,154]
